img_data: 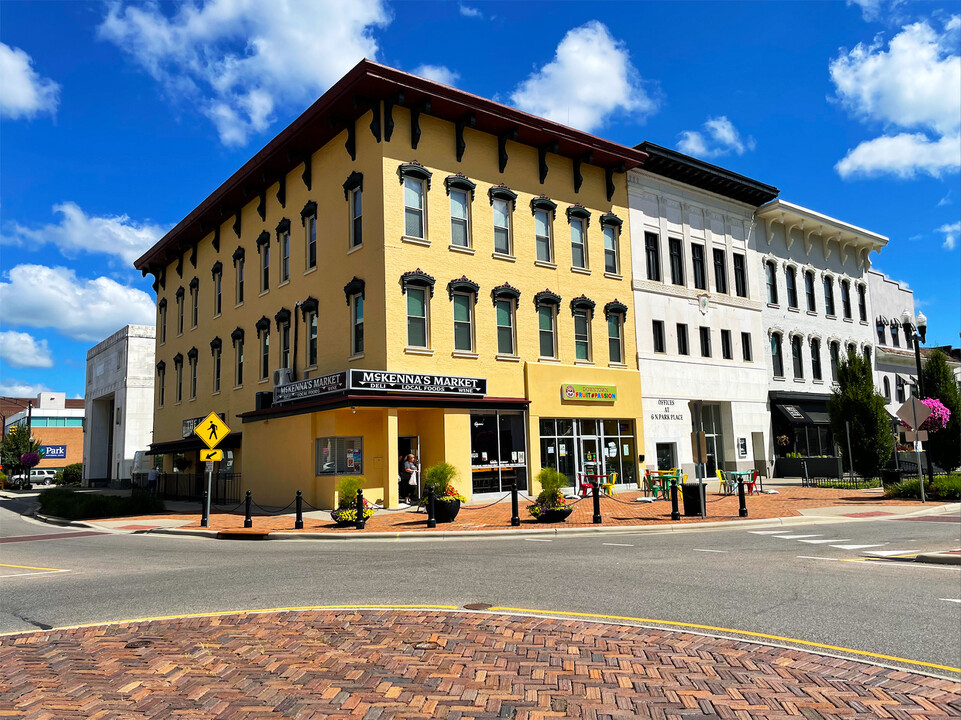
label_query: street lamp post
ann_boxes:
[900,310,935,486]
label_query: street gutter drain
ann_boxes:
[124,640,152,649]
[463,603,492,610]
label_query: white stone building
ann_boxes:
[83,325,156,486]
[867,270,916,416]
[754,201,887,475]
[629,143,779,478]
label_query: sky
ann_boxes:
[1,0,958,400]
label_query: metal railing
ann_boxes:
[150,471,242,504]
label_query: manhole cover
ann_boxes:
[413,641,441,650]
[124,640,152,649]
[463,603,492,610]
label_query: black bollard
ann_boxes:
[670,479,680,521]
[355,489,366,530]
[738,478,748,518]
[510,483,520,527]
[244,490,252,528]
[592,481,602,524]
[295,490,304,530]
[427,486,436,529]
[201,488,209,528]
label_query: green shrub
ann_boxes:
[61,463,83,485]
[335,476,366,509]
[883,474,961,501]
[931,475,961,501]
[420,462,465,503]
[38,488,165,520]
[535,467,568,505]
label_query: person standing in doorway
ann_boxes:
[402,454,418,504]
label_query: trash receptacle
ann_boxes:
[681,482,706,516]
[880,468,900,487]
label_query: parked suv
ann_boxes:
[29,468,58,485]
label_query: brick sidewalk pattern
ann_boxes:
[121,486,944,535]
[2,610,958,719]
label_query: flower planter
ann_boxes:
[433,498,461,523]
[534,506,574,523]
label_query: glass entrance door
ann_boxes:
[579,436,600,484]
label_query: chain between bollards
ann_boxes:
[738,477,748,517]
[244,490,252,528]
[592,481,602,524]
[201,488,209,528]
[510,483,520,527]
[295,490,303,529]
[355,489,366,530]
[426,487,436,529]
[670,479,680,521]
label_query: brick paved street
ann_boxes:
[2,610,958,719]
[112,486,946,535]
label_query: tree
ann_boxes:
[0,426,43,483]
[828,353,893,478]
[921,349,960,471]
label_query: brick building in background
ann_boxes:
[1,393,85,470]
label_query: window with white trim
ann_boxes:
[495,298,515,355]
[450,189,470,247]
[537,305,556,359]
[534,208,553,263]
[407,287,428,348]
[493,198,512,255]
[351,294,364,355]
[404,176,426,240]
[453,292,474,353]
[607,313,624,364]
[574,310,591,361]
[571,216,587,268]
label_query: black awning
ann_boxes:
[774,403,811,425]
[805,411,831,425]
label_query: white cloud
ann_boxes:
[0,380,52,398]
[0,265,156,343]
[0,331,54,369]
[2,202,168,266]
[831,16,961,179]
[937,221,960,250]
[937,192,952,206]
[510,21,656,133]
[677,116,755,159]
[846,0,905,22]
[834,131,960,179]
[459,4,482,18]
[411,64,460,87]
[0,43,60,119]
[99,0,390,146]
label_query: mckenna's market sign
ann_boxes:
[561,383,617,402]
[273,370,487,404]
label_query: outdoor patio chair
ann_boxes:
[716,469,730,495]
[601,472,618,496]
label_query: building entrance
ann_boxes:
[539,419,637,489]
[398,435,420,498]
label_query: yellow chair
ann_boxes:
[716,469,729,495]
[601,472,618,496]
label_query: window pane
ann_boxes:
[405,208,423,238]
[534,209,549,237]
[574,311,589,360]
[451,218,468,246]
[453,294,470,322]
[496,299,511,326]
[572,243,585,268]
[408,318,426,347]
[404,178,423,209]
[495,300,513,354]
[538,307,554,357]
[493,198,509,227]
[407,288,425,316]
[494,226,510,254]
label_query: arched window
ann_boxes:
[791,335,803,379]
[765,261,778,304]
[771,332,784,377]
[883,376,891,401]
[810,338,822,380]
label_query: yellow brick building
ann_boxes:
[135,61,648,508]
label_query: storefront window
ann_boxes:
[470,411,527,493]
[315,436,363,475]
[539,418,636,488]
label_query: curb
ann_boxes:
[144,502,960,542]
[915,551,961,566]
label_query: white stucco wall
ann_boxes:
[867,270,916,416]
[628,171,769,476]
[83,324,156,484]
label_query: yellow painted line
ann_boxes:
[0,563,66,572]
[487,606,961,674]
[0,605,460,637]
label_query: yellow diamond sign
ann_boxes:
[195,412,230,450]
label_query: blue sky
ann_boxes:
[1,0,958,399]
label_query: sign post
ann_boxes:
[194,412,230,526]
[896,397,932,504]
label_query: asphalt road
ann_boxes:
[1,499,959,675]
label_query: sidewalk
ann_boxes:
[2,609,957,719]
[60,485,957,537]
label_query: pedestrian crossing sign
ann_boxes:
[195,411,230,450]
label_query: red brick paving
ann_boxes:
[111,486,947,535]
[1,610,957,719]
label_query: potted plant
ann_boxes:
[330,476,375,527]
[420,462,465,523]
[528,468,573,523]
[173,455,192,472]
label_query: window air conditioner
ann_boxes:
[274,368,292,386]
